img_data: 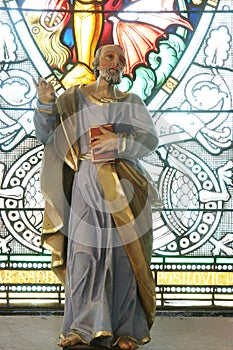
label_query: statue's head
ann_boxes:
[92,44,126,84]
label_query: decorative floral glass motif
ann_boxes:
[0,0,232,308]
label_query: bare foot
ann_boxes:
[118,338,138,350]
[57,332,84,347]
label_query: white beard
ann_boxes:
[100,68,122,84]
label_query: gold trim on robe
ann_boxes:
[40,85,161,327]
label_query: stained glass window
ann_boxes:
[0,0,232,310]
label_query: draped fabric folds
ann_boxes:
[40,85,160,328]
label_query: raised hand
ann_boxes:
[34,77,55,105]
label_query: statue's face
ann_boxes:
[98,45,126,84]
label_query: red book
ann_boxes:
[89,124,117,163]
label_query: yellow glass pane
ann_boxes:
[215,294,233,300]
[8,292,59,298]
[214,301,233,307]
[0,270,60,284]
[9,299,59,304]
[164,300,212,307]
[157,272,233,286]
[163,293,212,300]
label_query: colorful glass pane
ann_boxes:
[0,0,232,309]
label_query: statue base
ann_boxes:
[62,345,112,350]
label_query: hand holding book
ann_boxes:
[89,124,118,163]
